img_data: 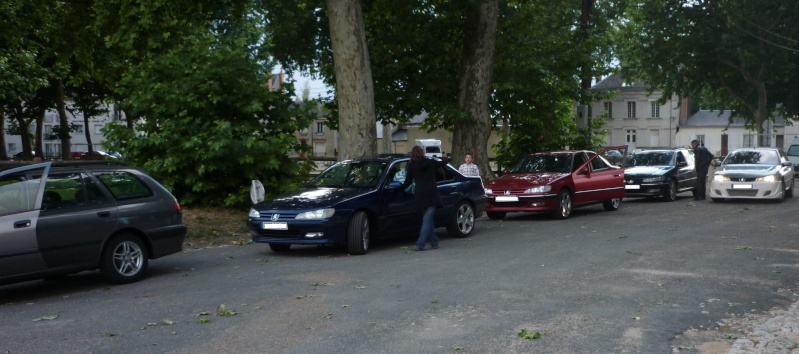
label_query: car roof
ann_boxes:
[340,155,410,163]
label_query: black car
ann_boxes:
[623,148,697,201]
[0,162,187,285]
[248,155,487,255]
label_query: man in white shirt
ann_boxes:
[458,154,479,177]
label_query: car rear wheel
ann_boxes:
[347,211,370,255]
[551,190,572,219]
[100,233,148,284]
[663,179,677,201]
[269,243,291,252]
[486,211,506,220]
[603,198,621,211]
[447,201,475,238]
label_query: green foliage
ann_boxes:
[103,15,314,207]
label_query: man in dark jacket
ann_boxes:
[692,139,714,200]
[399,146,451,251]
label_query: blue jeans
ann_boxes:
[416,206,438,249]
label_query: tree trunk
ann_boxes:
[35,109,44,159]
[83,107,94,154]
[54,79,72,159]
[0,104,7,160]
[326,0,377,161]
[451,0,499,180]
[381,122,393,153]
[755,81,768,146]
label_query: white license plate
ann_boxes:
[262,222,288,230]
[495,196,519,202]
[732,184,753,189]
[625,185,641,190]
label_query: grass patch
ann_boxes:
[181,206,251,248]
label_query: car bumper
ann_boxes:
[485,194,558,212]
[709,180,783,199]
[247,218,349,245]
[149,224,187,258]
[624,182,668,197]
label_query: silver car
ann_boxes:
[0,162,187,285]
[710,147,795,202]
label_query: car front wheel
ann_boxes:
[787,178,794,198]
[603,198,621,211]
[551,190,572,219]
[347,211,370,255]
[447,201,475,238]
[100,233,149,284]
[663,179,677,201]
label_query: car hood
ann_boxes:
[255,187,369,210]
[625,166,672,176]
[487,172,568,188]
[716,164,779,176]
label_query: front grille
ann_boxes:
[261,212,297,222]
[727,189,758,197]
[492,188,528,195]
[727,177,757,182]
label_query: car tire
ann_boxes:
[447,201,475,238]
[603,198,621,211]
[777,179,786,202]
[100,233,149,284]
[787,178,794,198]
[663,180,677,202]
[486,212,506,220]
[269,243,291,252]
[551,189,572,219]
[347,211,370,255]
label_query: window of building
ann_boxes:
[627,102,636,118]
[94,125,103,134]
[316,122,324,135]
[7,143,16,153]
[650,102,660,118]
[603,102,613,119]
[74,125,84,134]
[44,125,52,135]
[696,135,706,147]
[314,142,326,156]
[626,129,637,143]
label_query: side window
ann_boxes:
[389,162,408,183]
[43,173,109,210]
[677,152,686,164]
[95,171,153,200]
[588,152,609,171]
[436,166,454,183]
[572,153,587,172]
[0,173,40,216]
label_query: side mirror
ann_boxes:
[712,159,721,167]
[580,166,590,175]
[250,180,265,204]
[782,161,793,167]
[386,181,402,190]
[677,161,688,167]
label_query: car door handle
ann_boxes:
[97,211,111,218]
[613,174,622,177]
[14,220,31,229]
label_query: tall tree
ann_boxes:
[618,0,799,142]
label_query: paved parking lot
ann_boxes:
[1,194,798,353]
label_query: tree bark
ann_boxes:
[35,109,44,159]
[0,104,7,160]
[54,79,72,159]
[451,0,498,180]
[326,0,377,161]
[82,107,95,154]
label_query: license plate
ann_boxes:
[732,184,753,189]
[625,185,641,190]
[262,222,288,230]
[495,196,519,202]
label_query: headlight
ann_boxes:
[248,208,260,218]
[714,175,729,182]
[484,188,493,194]
[524,185,551,193]
[295,208,335,220]
[642,176,666,183]
[756,175,776,182]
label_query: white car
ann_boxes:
[710,147,795,202]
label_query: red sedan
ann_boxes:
[484,146,627,219]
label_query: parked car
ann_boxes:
[623,148,697,201]
[483,146,627,220]
[0,162,187,286]
[11,151,36,160]
[247,155,487,255]
[80,150,119,160]
[710,147,795,202]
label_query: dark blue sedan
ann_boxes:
[247,155,487,254]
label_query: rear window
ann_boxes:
[788,145,799,156]
[425,146,441,153]
[94,171,153,200]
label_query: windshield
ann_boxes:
[310,161,388,188]
[510,154,572,173]
[627,152,674,167]
[723,150,779,165]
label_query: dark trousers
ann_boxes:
[695,167,709,199]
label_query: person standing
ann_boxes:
[458,153,480,177]
[691,139,714,200]
[399,146,451,251]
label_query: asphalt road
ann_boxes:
[2,194,798,354]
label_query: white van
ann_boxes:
[787,136,799,169]
[415,139,443,158]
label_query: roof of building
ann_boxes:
[683,110,785,127]
[592,72,650,91]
